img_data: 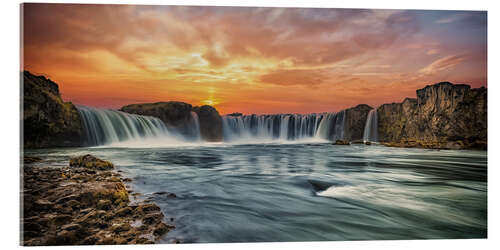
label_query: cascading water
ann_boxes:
[222,111,346,142]
[77,106,172,146]
[363,109,378,143]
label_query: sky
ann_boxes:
[21,4,487,115]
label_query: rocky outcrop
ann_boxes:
[23,71,83,148]
[120,102,193,130]
[377,82,487,150]
[120,102,224,141]
[343,104,373,141]
[22,155,174,246]
[192,105,223,141]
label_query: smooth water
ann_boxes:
[25,143,487,243]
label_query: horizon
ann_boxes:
[21,4,487,115]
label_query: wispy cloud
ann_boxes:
[419,55,467,74]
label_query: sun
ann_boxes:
[201,99,218,106]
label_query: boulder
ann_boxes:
[332,139,350,145]
[23,71,83,148]
[69,155,114,170]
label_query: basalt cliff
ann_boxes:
[22,71,83,148]
[377,82,487,149]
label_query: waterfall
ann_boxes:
[363,109,378,143]
[188,111,201,141]
[77,106,195,146]
[222,111,345,142]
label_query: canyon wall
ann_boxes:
[23,71,83,148]
[377,82,487,149]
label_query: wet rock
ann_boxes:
[70,155,114,170]
[24,156,42,164]
[61,223,82,232]
[97,200,112,210]
[143,213,164,225]
[153,222,170,236]
[111,223,131,233]
[332,140,350,145]
[115,207,132,217]
[22,156,171,246]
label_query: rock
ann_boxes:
[120,101,193,132]
[193,105,224,141]
[365,141,372,145]
[115,207,132,217]
[378,82,486,150]
[66,199,81,209]
[137,203,161,214]
[24,156,42,164]
[111,223,131,233]
[69,155,114,170]
[34,199,53,211]
[119,101,224,142]
[97,200,112,210]
[61,223,81,232]
[47,230,77,245]
[143,213,164,225]
[153,222,170,236]
[332,140,350,145]
[22,71,83,148]
[343,104,373,141]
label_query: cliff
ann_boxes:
[23,71,83,148]
[377,82,487,149]
[343,104,373,141]
[120,102,223,141]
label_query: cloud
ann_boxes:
[426,49,439,55]
[419,55,467,75]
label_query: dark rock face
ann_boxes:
[343,104,373,141]
[120,102,193,129]
[23,71,83,148]
[193,105,223,141]
[120,102,224,141]
[377,82,487,149]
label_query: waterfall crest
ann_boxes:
[363,109,378,143]
[222,111,346,142]
[78,106,184,146]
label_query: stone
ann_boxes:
[70,155,114,170]
[23,71,83,148]
[97,199,112,210]
[377,82,486,150]
[115,207,132,217]
[153,222,170,236]
[332,140,350,145]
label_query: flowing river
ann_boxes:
[24,142,487,243]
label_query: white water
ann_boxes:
[222,111,346,143]
[363,109,378,143]
[78,106,203,147]
[77,106,350,147]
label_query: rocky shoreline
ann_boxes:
[22,154,174,246]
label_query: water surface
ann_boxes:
[25,143,487,243]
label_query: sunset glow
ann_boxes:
[21,4,487,114]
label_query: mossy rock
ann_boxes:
[69,154,114,170]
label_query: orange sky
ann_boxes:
[21,4,487,115]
